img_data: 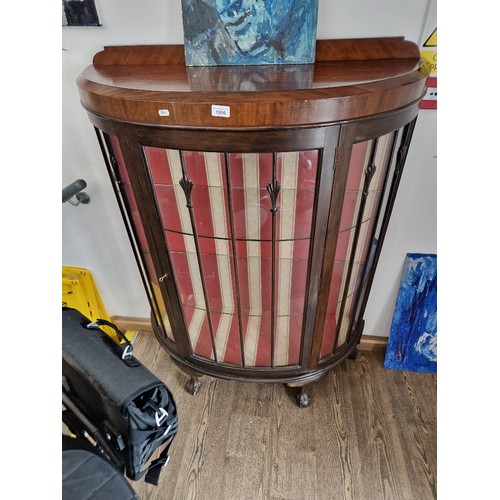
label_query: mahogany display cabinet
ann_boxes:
[77,38,428,406]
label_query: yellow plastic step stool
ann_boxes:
[62,266,135,343]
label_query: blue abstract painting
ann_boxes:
[181,0,319,66]
[384,253,437,374]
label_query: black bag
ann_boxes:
[62,307,178,486]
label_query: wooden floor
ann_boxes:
[129,332,437,500]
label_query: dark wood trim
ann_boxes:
[83,96,422,141]
[132,125,330,153]
[269,152,280,368]
[299,126,340,369]
[314,37,420,61]
[309,123,356,367]
[92,38,420,66]
[117,132,193,359]
[152,314,366,384]
[93,44,186,66]
[351,100,421,143]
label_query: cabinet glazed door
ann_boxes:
[142,147,320,368]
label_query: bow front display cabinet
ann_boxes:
[77,38,428,406]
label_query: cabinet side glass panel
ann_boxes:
[321,133,395,358]
[105,134,173,341]
[143,147,319,368]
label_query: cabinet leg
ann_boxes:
[186,376,202,395]
[170,357,203,395]
[296,386,311,408]
[347,319,364,360]
[287,374,326,408]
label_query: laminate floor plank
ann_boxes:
[369,351,437,499]
[128,334,437,500]
[343,353,401,500]
[310,365,361,500]
[266,384,319,500]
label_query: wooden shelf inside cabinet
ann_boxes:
[77,38,427,406]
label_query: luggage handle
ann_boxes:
[86,319,139,367]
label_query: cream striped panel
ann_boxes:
[167,149,207,350]
[243,154,263,366]
[204,152,234,361]
[275,152,299,366]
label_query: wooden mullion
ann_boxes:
[309,124,356,367]
[299,125,340,369]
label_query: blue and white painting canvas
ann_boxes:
[384,253,437,374]
[181,0,319,66]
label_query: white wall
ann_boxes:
[62,0,436,336]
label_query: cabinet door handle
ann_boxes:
[159,273,168,282]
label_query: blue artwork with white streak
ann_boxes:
[384,254,437,374]
[181,0,319,66]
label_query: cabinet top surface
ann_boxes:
[77,38,428,128]
[82,58,421,93]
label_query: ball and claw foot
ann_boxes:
[297,387,311,408]
[186,376,202,395]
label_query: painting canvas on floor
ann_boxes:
[181,0,319,66]
[384,253,437,374]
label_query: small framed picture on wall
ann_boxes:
[62,0,101,27]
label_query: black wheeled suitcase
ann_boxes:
[62,307,178,486]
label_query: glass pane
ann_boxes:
[183,307,213,359]
[242,314,272,367]
[211,311,241,366]
[143,146,319,368]
[321,133,394,358]
[235,240,272,318]
[107,135,172,340]
[232,187,273,240]
[154,185,189,233]
[165,232,206,310]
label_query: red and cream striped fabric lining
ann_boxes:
[110,133,395,368]
[145,148,317,367]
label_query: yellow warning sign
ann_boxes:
[421,49,437,74]
[423,28,437,48]
[421,27,437,75]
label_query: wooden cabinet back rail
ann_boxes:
[77,38,428,406]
